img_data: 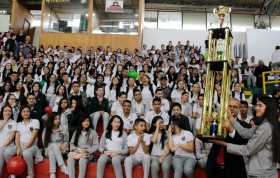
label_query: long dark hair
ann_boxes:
[17,105,30,122]
[149,116,167,149]
[105,115,124,140]
[57,97,69,114]
[73,116,93,147]
[44,114,57,147]
[0,105,13,120]
[258,95,280,163]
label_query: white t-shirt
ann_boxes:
[0,119,17,147]
[172,130,195,158]
[171,89,182,103]
[140,85,156,105]
[105,131,126,152]
[111,101,122,115]
[149,98,170,113]
[145,110,169,126]
[127,133,150,155]
[192,103,203,130]
[16,119,40,146]
[151,132,167,156]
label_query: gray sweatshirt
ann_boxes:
[227,120,277,177]
[70,129,99,156]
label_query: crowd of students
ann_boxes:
[0,29,280,178]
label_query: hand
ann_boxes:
[60,144,66,152]
[192,112,198,118]
[16,147,22,156]
[156,120,161,129]
[209,140,227,147]
[138,134,144,144]
[222,119,231,130]
[159,155,165,163]
[168,125,174,135]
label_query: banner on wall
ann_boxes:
[105,0,123,13]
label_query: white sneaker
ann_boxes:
[61,165,68,175]
[9,175,16,178]
[35,150,44,164]
[50,173,56,178]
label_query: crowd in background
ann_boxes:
[0,29,279,178]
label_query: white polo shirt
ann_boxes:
[127,133,150,155]
[172,130,195,158]
[145,110,169,126]
[16,119,40,146]
[0,119,17,147]
[118,111,137,130]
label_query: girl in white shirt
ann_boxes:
[171,80,187,103]
[149,116,171,178]
[97,115,128,178]
[43,114,68,178]
[15,106,42,178]
[0,105,17,178]
[168,119,196,178]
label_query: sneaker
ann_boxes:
[9,175,16,178]
[61,165,68,175]
[50,173,56,178]
[35,149,44,164]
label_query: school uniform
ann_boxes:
[172,130,196,178]
[118,112,137,131]
[67,129,99,178]
[0,119,17,176]
[139,85,156,106]
[42,126,69,175]
[145,110,169,127]
[149,98,170,113]
[16,119,41,177]
[171,89,183,103]
[124,133,151,178]
[150,132,171,178]
[97,131,128,178]
[111,101,123,116]
[131,100,149,118]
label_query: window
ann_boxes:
[144,11,157,29]
[183,12,206,30]
[158,12,182,29]
[43,0,88,33]
[271,16,280,31]
[232,14,254,32]
[92,0,139,35]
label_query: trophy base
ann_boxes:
[196,134,225,142]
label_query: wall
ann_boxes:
[40,32,140,50]
[247,29,280,64]
[0,15,10,32]
[11,0,33,33]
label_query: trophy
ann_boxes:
[198,6,233,141]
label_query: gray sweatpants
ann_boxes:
[90,112,110,130]
[124,154,150,178]
[0,145,16,175]
[151,155,172,178]
[22,145,40,177]
[46,143,65,174]
[67,157,89,178]
[172,156,196,178]
[97,154,124,178]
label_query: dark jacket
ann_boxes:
[206,119,251,178]
[87,97,109,115]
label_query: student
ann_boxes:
[15,106,42,178]
[231,83,245,101]
[180,91,192,118]
[111,92,127,116]
[43,114,68,178]
[0,105,17,178]
[131,89,148,118]
[171,80,187,103]
[149,116,171,178]
[67,97,83,138]
[169,102,192,133]
[145,97,169,128]
[97,115,128,178]
[118,100,137,133]
[124,118,151,178]
[168,119,196,178]
[151,88,170,113]
[67,116,99,178]
[139,74,156,106]
[212,95,280,178]
[88,85,110,130]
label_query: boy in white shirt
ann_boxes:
[118,100,137,133]
[150,88,170,113]
[124,118,151,178]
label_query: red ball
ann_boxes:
[44,106,52,114]
[6,156,27,176]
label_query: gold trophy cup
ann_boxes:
[197,6,233,141]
